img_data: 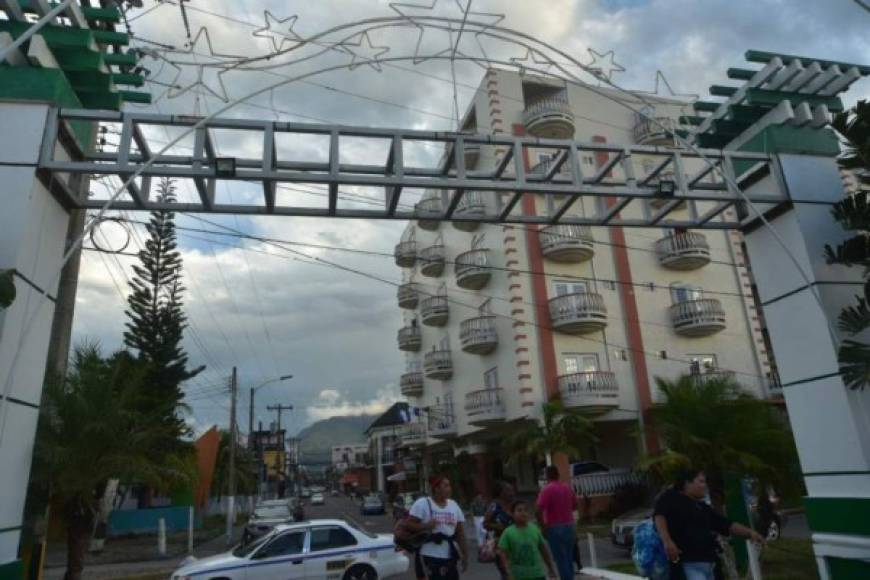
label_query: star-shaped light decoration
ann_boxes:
[585,48,625,82]
[167,64,230,102]
[339,30,390,72]
[509,47,554,75]
[389,0,503,66]
[172,27,246,62]
[252,11,303,54]
[639,70,700,102]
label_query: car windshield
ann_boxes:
[232,532,271,557]
[254,506,290,519]
[345,519,377,539]
[364,497,381,505]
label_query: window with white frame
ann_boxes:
[554,280,589,296]
[484,367,499,390]
[688,354,717,374]
[563,353,599,374]
[670,282,703,304]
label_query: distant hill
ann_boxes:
[295,414,376,459]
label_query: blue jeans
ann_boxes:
[681,561,715,580]
[545,524,575,580]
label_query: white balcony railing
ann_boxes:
[397,326,422,352]
[670,298,726,337]
[459,315,498,355]
[572,469,646,497]
[656,232,711,270]
[465,388,506,425]
[416,197,441,230]
[453,192,486,232]
[424,349,453,380]
[419,244,446,277]
[400,372,423,397]
[633,113,676,146]
[394,241,417,268]
[523,96,575,139]
[397,282,419,309]
[540,225,595,263]
[420,295,449,326]
[548,292,608,334]
[455,249,491,290]
[398,422,427,447]
[427,406,457,438]
[557,371,619,412]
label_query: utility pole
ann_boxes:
[267,404,293,497]
[225,367,237,545]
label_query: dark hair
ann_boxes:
[672,469,704,492]
[510,499,528,512]
[546,465,560,481]
[493,479,514,499]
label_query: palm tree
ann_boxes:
[826,100,870,389]
[504,399,597,467]
[33,343,196,580]
[642,375,800,502]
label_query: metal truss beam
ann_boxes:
[38,108,789,230]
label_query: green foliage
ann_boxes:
[0,269,14,309]
[640,375,800,499]
[123,177,203,435]
[210,429,258,498]
[829,101,870,389]
[504,399,597,465]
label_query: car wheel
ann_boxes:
[343,564,378,580]
[766,518,781,541]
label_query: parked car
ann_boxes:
[331,489,340,497]
[243,504,295,544]
[300,487,312,499]
[361,494,386,516]
[311,492,325,506]
[172,519,408,580]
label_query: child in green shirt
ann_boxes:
[497,500,557,580]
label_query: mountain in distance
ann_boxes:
[294,414,376,460]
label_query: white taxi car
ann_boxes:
[171,519,407,580]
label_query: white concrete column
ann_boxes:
[743,153,870,578]
[0,102,72,570]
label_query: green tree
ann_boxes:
[504,399,597,466]
[826,100,870,389]
[124,177,203,436]
[33,343,196,580]
[641,375,800,502]
[210,429,258,498]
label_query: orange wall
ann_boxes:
[194,426,220,509]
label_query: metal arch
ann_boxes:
[38,107,786,230]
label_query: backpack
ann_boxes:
[393,498,433,552]
[631,519,670,580]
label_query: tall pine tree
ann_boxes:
[124,177,203,439]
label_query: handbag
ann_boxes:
[477,531,497,563]
[393,498,433,552]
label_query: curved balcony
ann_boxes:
[557,371,619,413]
[634,113,676,146]
[656,232,711,270]
[465,388,506,426]
[548,292,608,334]
[398,423,427,447]
[397,326,422,352]
[464,143,481,168]
[420,295,449,327]
[416,197,442,231]
[459,315,498,355]
[452,192,486,232]
[540,225,595,263]
[394,241,417,268]
[689,369,736,387]
[400,372,423,397]
[424,349,453,380]
[419,245,446,277]
[428,407,457,439]
[455,249,491,290]
[670,298,726,337]
[397,283,419,309]
[523,96,575,139]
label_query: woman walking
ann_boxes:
[484,480,516,579]
[405,475,469,580]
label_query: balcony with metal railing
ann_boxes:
[424,349,453,380]
[689,369,736,386]
[419,244,446,277]
[427,407,457,438]
[767,371,783,398]
[633,113,677,146]
[420,295,449,326]
[557,371,619,413]
[397,282,420,309]
[397,326,422,352]
[523,95,575,139]
[670,298,726,337]
[398,422,427,447]
[455,248,491,290]
[656,232,711,270]
[394,241,417,268]
[415,197,441,231]
[540,225,595,263]
[459,315,498,355]
[452,192,486,232]
[548,292,608,334]
[400,371,423,397]
[465,388,506,426]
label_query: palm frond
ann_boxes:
[838,339,870,390]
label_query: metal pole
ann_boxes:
[248,386,255,448]
[586,532,597,569]
[188,506,194,554]
[226,367,237,545]
[157,518,166,556]
[0,0,73,64]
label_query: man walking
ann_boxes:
[536,465,577,580]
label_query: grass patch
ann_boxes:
[760,538,818,580]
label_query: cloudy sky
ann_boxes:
[71,0,870,436]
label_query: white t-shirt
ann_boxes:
[409,497,465,559]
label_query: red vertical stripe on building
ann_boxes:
[593,135,659,453]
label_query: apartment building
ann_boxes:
[392,68,780,495]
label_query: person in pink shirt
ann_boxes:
[536,465,577,580]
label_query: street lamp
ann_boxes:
[249,374,293,444]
